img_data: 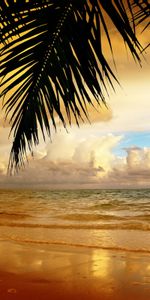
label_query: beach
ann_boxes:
[0,241,150,300]
[0,189,150,299]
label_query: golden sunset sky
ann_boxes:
[0,5,150,189]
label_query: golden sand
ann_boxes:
[0,241,150,300]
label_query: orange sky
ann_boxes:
[0,3,150,189]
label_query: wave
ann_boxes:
[0,211,149,222]
[57,213,150,222]
[0,221,150,231]
[58,213,126,221]
[0,212,32,219]
[1,236,150,254]
[89,203,150,211]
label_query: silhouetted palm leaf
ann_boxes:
[133,0,150,29]
[0,0,149,172]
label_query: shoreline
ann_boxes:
[0,241,150,300]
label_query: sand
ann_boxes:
[0,241,150,300]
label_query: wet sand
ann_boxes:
[0,241,150,300]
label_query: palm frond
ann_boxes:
[0,0,149,172]
[133,0,150,30]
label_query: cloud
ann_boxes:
[0,127,11,174]
[0,132,122,188]
[0,129,150,188]
[103,147,150,188]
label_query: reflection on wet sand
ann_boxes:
[0,241,150,300]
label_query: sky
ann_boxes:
[0,6,150,189]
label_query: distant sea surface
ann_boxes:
[0,189,150,253]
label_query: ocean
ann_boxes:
[0,189,150,253]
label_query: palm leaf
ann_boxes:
[133,0,150,29]
[0,0,149,172]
